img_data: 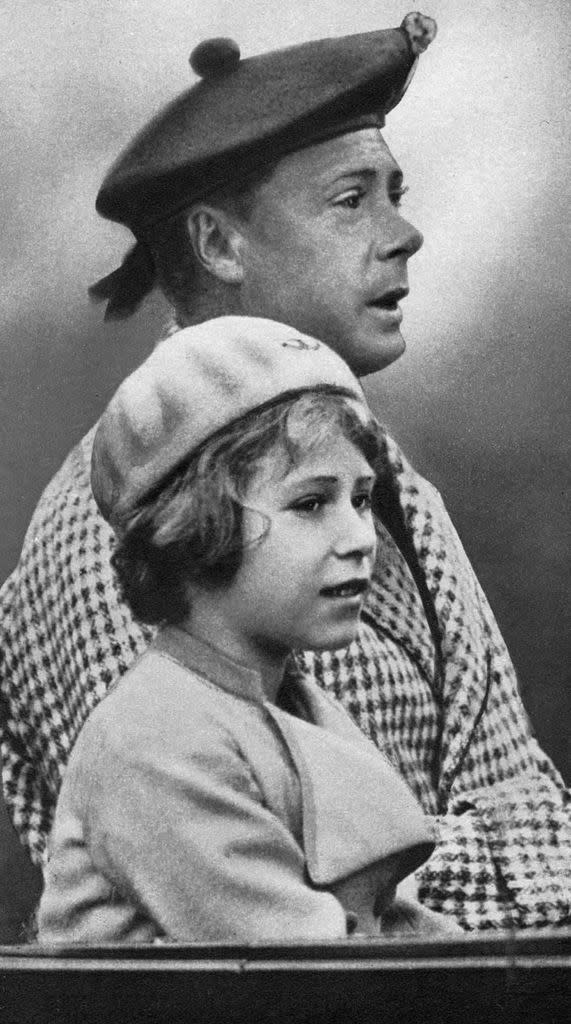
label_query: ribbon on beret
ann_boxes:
[89,242,156,321]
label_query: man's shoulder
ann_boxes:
[0,423,117,652]
[25,426,97,531]
[1,426,102,588]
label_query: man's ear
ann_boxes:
[186,205,245,285]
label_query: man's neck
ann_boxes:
[178,279,243,328]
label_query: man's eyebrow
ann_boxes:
[325,165,404,188]
[326,166,378,186]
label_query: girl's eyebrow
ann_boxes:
[284,472,376,489]
[284,474,338,488]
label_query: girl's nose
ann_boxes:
[334,506,377,561]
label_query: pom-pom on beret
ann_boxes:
[91,316,367,531]
[189,37,242,78]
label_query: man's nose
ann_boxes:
[374,213,423,262]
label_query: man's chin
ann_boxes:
[353,330,406,378]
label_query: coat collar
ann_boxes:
[152,626,269,704]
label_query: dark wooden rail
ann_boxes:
[1,928,570,1023]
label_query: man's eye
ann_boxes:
[334,189,364,210]
[390,185,409,208]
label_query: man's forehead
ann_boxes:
[267,128,402,185]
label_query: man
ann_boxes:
[1,13,569,931]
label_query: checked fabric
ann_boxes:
[1,424,570,931]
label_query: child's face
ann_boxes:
[210,434,377,663]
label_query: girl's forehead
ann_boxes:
[251,433,375,489]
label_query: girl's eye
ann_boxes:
[291,496,325,514]
[353,492,373,512]
[390,185,409,208]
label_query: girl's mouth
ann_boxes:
[320,579,369,598]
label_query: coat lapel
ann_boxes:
[266,687,434,886]
[377,433,493,806]
[365,517,436,689]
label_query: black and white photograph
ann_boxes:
[1,1,569,1020]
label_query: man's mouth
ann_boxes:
[368,286,408,311]
[320,579,369,598]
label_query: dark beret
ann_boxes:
[96,13,436,234]
[91,12,436,319]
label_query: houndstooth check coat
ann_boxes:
[1,424,569,931]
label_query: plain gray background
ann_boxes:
[1,0,569,935]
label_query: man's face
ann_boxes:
[237,129,423,376]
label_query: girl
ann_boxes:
[38,316,443,943]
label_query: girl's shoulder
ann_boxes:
[80,641,257,763]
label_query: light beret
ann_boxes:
[91,316,368,531]
[96,12,436,233]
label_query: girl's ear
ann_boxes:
[186,205,245,285]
